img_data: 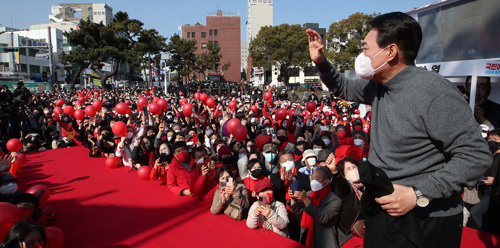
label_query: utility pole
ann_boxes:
[47,26,54,85]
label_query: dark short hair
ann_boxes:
[3,220,46,245]
[369,12,422,65]
[336,157,358,176]
[215,166,234,183]
[247,158,261,171]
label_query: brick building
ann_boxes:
[182,10,241,82]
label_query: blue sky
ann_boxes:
[1,0,435,41]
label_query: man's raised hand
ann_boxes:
[306,28,324,65]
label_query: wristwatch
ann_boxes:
[413,188,430,207]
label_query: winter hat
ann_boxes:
[301,149,317,163]
[254,178,273,193]
[218,145,232,157]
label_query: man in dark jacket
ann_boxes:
[308,12,491,248]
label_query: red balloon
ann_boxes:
[206,98,216,108]
[233,125,248,142]
[94,92,100,98]
[306,101,316,113]
[45,226,64,248]
[55,99,64,107]
[115,103,130,115]
[78,96,85,104]
[144,90,149,96]
[137,166,152,180]
[157,99,168,110]
[137,97,148,108]
[152,97,160,104]
[148,103,162,115]
[112,121,127,137]
[182,103,193,117]
[228,101,237,111]
[194,92,200,100]
[197,89,201,93]
[124,100,131,105]
[149,90,155,96]
[26,185,51,205]
[0,203,20,241]
[74,109,85,120]
[84,105,97,117]
[227,118,242,134]
[179,98,188,105]
[92,100,102,112]
[264,92,272,103]
[53,107,63,116]
[6,138,22,152]
[251,105,258,113]
[102,98,107,104]
[275,108,288,120]
[63,106,74,116]
[200,93,209,103]
[105,157,119,169]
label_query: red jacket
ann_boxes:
[150,165,167,184]
[167,157,196,196]
[189,169,218,204]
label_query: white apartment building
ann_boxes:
[247,0,273,85]
[0,31,50,78]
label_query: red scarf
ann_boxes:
[300,186,331,248]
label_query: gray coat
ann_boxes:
[290,192,342,248]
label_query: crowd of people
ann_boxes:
[0,73,498,247]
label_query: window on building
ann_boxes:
[192,32,195,38]
[29,65,40,74]
[20,64,27,73]
[214,29,218,36]
[201,32,206,38]
[209,29,213,36]
[28,48,37,57]
[304,66,317,76]
[201,43,207,49]
[187,32,191,38]
[288,67,300,77]
[19,48,26,56]
[214,41,219,47]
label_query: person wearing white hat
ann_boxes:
[299,149,318,178]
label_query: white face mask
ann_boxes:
[345,170,360,183]
[481,133,488,138]
[206,130,213,136]
[322,138,330,146]
[197,157,204,165]
[44,110,50,115]
[310,180,323,192]
[307,158,316,166]
[353,139,364,147]
[282,161,295,171]
[313,148,322,155]
[0,183,17,195]
[210,139,216,145]
[354,46,388,80]
[246,146,252,153]
[186,141,194,146]
[167,136,173,141]
[353,114,359,119]
[174,129,180,133]
[251,118,256,124]
[343,117,348,121]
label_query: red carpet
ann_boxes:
[16,146,304,248]
[15,146,500,248]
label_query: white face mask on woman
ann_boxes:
[354,46,389,80]
[345,170,360,183]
